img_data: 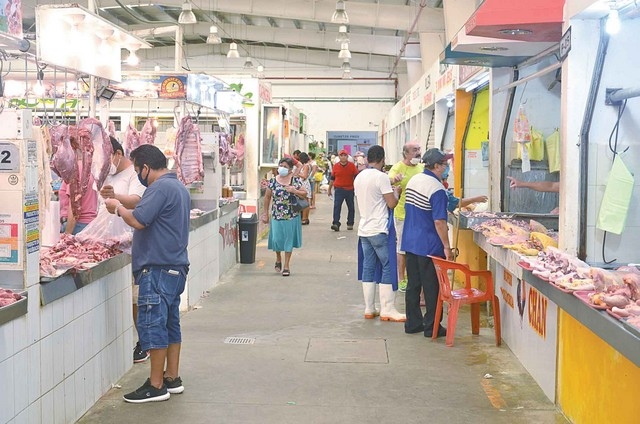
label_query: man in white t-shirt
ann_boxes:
[100,137,147,363]
[354,145,405,322]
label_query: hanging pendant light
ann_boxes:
[338,42,351,59]
[178,1,197,24]
[243,56,254,69]
[256,64,265,78]
[331,0,349,24]
[206,25,222,44]
[341,59,351,72]
[336,25,349,44]
[227,42,240,58]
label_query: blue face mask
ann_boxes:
[137,166,149,187]
[277,166,289,177]
[442,165,450,180]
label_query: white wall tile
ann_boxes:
[27,399,40,424]
[106,297,117,342]
[63,372,76,424]
[62,324,75,379]
[63,294,74,326]
[115,293,124,337]
[0,357,15,424]
[40,303,53,338]
[73,366,86,420]
[27,342,41,403]
[116,334,125,378]
[13,348,29,415]
[40,334,54,395]
[51,298,65,333]
[72,318,85,371]
[51,329,64,387]
[13,408,28,424]
[73,289,84,320]
[84,359,95,407]
[12,316,28,354]
[27,286,41,344]
[91,354,102,403]
[40,388,54,424]
[0,321,14,362]
[53,382,65,424]
[82,308,96,359]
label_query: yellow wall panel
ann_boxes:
[557,311,640,423]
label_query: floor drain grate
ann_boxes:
[224,337,255,345]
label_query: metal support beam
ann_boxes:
[606,87,640,105]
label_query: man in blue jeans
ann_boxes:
[105,144,190,403]
[354,145,405,322]
[327,149,359,231]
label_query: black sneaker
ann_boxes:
[331,224,340,232]
[347,225,354,230]
[123,379,170,403]
[133,342,150,363]
[163,376,184,394]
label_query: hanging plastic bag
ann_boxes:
[597,156,634,235]
[513,104,532,172]
[545,130,561,173]
[75,207,134,253]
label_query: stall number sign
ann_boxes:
[0,143,19,172]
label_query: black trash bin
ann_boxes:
[238,212,259,264]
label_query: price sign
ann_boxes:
[0,143,19,172]
[559,27,571,62]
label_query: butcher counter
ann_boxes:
[475,232,640,424]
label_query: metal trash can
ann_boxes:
[238,212,259,264]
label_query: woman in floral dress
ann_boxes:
[260,158,307,276]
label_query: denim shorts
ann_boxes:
[135,266,187,351]
[360,233,392,283]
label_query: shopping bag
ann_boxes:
[314,171,324,182]
[290,195,309,212]
[597,156,634,235]
[546,130,561,173]
[75,207,134,253]
[513,104,532,172]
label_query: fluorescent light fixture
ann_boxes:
[332,0,349,24]
[206,25,222,44]
[606,9,620,35]
[338,42,351,59]
[464,73,490,92]
[227,42,240,58]
[336,25,349,43]
[400,56,422,61]
[243,57,254,69]
[178,1,197,24]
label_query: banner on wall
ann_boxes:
[260,105,283,167]
[326,131,377,156]
[109,75,187,100]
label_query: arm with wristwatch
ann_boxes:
[105,198,145,230]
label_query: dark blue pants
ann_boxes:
[332,188,354,228]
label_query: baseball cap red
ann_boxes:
[422,148,453,166]
[338,149,349,156]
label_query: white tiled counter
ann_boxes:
[0,258,133,424]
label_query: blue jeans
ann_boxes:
[135,266,188,351]
[332,188,354,227]
[360,233,393,283]
[60,221,89,235]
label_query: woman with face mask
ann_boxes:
[261,158,308,276]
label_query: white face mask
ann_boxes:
[108,157,121,175]
[410,157,421,165]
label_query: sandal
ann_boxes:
[282,269,290,276]
[275,262,282,273]
[301,219,310,225]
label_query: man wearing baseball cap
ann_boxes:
[328,149,359,231]
[401,148,453,337]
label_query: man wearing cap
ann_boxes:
[328,149,359,231]
[388,141,423,292]
[401,148,453,337]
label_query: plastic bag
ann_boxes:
[597,155,634,235]
[546,130,561,173]
[517,127,545,161]
[75,207,134,253]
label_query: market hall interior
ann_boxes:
[77,195,567,424]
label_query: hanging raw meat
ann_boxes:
[174,116,204,185]
[124,123,141,157]
[140,118,157,146]
[231,133,245,165]
[67,126,94,220]
[79,118,112,190]
[218,132,234,166]
[50,126,77,183]
[107,120,117,139]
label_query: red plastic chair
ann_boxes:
[428,256,501,347]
